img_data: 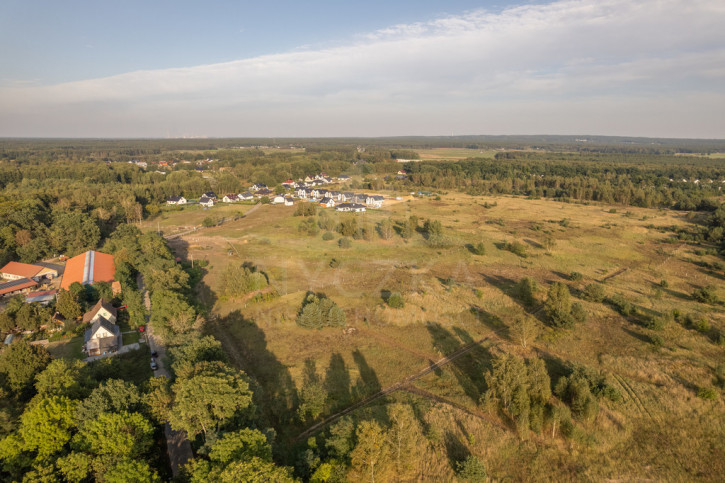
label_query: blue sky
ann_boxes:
[0,0,723,138]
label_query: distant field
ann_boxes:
[413,147,498,160]
[149,193,724,480]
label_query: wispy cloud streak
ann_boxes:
[1,0,723,137]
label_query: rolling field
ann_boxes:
[149,193,725,480]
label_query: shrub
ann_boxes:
[716,364,725,389]
[582,283,605,303]
[692,285,720,305]
[504,241,527,258]
[322,231,335,241]
[571,303,587,324]
[202,216,216,228]
[695,318,710,333]
[608,293,636,317]
[659,279,669,288]
[650,334,665,347]
[338,237,351,249]
[545,283,575,328]
[469,242,485,255]
[644,316,666,331]
[697,387,718,400]
[385,292,405,309]
[329,258,340,268]
[569,272,583,282]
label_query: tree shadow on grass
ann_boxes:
[426,323,491,405]
[213,310,298,434]
[444,430,471,472]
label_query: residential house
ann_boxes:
[251,183,267,191]
[312,188,328,199]
[255,188,274,198]
[366,195,385,208]
[319,197,336,208]
[304,176,315,183]
[284,197,294,206]
[353,194,368,204]
[238,192,254,201]
[337,175,351,181]
[222,194,239,203]
[84,318,121,356]
[166,196,187,205]
[336,203,366,213]
[341,192,354,202]
[82,299,118,325]
[327,191,341,201]
[199,196,215,207]
[282,180,296,188]
[271,195,285,204]
[202,191,217,199]
[296,187,308,198]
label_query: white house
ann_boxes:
[337,203,366,213]
[167,196,187,205]
[366,195,385,208]
[222,194,239,203]
[84,318,121,356]
[238,192,253,200]
[199,196,215,207]
[271,195,285,204]
[319,197,336,208]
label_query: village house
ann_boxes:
[83,299,120,357]
[255,188,274,198]
[319,197,336,208]
[222,194,239,203]
[327,190,341,200]
[312,188,328,199]
[199,196,216,207]
[251,183,267,191]
[295,187,308,198]
[336,203,367,213]
[202,191,217,199]
[284,197,294,206]
[25,289,58,306]
[337,175,351,181]
[282,180,296,188]
[366,195,385,208]
[341,192,354,202]
[238,192,254,201]
[271,195,286,204]
[166,196,187,205]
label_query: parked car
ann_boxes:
[151,351,158,358]
[150,360,158,371]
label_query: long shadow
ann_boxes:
[351,349,389,426]
[623,327,652,344]
[444,430,471,471]
[469,305,508,339]
[426,323,491,405]
[171,238,217,311]
[324,353,352,413]
[213,310,298,434]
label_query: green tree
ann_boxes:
[170,361,254,438]
[143,376,173,424]
[35,359,89,400]
[0,340,51,397]
[517,277,538,307]
[545,282,575,328]
[387,403,422,476]
[208,428,272,464]
[105,459,160,483]
[74,379,142,426]
[377,218,394,240]
[19,396,76,458]
[169,335,227,375]
[582,283,605,302]
[351,421,389,483]
[76,411,154,458]
[510,315,539,349]
[456,455,487,482]
[56,289,83,321]
[56,452,93,482]
[0,312,15,333]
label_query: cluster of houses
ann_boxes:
[0,261,59,299]
[165,173,384,212]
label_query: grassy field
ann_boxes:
[47,335,85,360]
[414,147,498,160]
[150,192,724,480]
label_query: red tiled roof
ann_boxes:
[26,289,58,298]
[0,261,43,279]
[0,278,37,296]
[60,251,115,291]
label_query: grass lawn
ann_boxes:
[47,336,85,360]
[122,331,141,345]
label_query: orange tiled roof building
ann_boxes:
[60,251,115,291]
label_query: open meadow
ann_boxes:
[146,192,725,480]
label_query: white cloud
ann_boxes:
[1,0,724,137]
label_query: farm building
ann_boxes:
[0,278,38,298]
[60,251,115,291]
[0,261,58,281]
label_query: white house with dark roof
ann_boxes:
[84,318,121,356]
[366,195,385,208]
[337,203,366,212]
[319,197,336,208]
[166,196,187,205]
[238,192,254,200]
[199,196,215,207]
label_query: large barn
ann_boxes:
[60,251,116,291]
